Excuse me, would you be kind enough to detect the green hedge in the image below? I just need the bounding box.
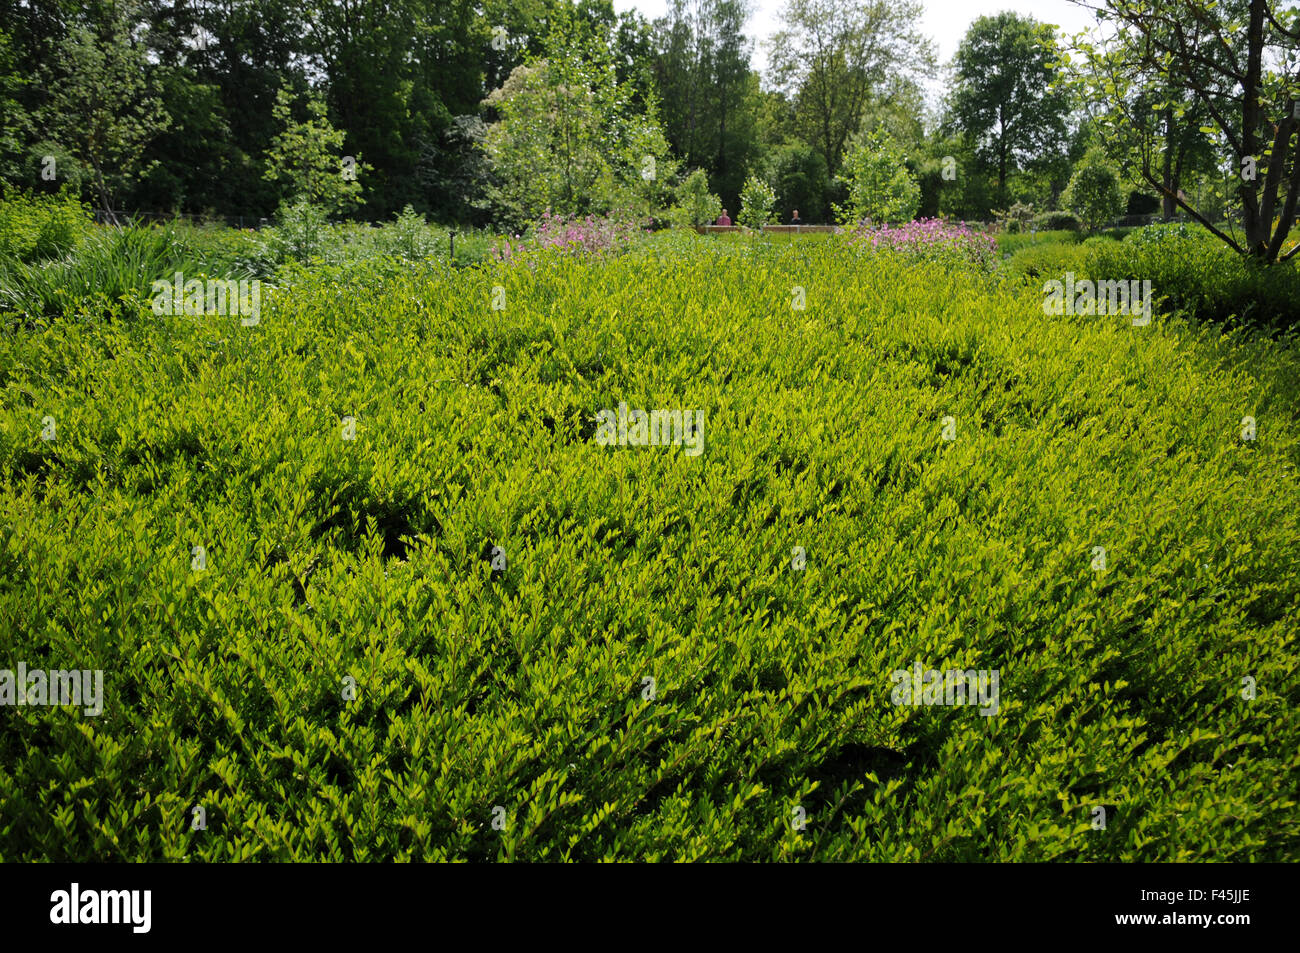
[1084,223,1300,330]
[995,229,1082,257]
[1031,211,1082,232]
[1,234,1297,860]
[0,189,91,265]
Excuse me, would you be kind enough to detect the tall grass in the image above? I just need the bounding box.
[0,221,258,325]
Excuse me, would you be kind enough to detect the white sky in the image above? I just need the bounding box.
[612,0,1103,99]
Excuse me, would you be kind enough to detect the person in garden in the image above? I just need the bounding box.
[791,209,803,225]
[716,209,732,226]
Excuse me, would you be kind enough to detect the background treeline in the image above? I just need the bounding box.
[0,0,1287,230]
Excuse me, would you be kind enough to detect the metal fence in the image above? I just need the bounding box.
[91,209,272,229]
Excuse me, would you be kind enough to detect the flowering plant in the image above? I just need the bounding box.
[846,217,998,271]
[491,209,648,261]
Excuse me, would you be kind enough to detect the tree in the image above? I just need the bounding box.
[263,84,370,214]
[834,125,920,224]
[482,8,678,227]
[0,27,26,184]
[929,133,999,221]
[738,173,776,228]
[1067,4,1218,222]
[674,168,723,226]
[1072,0,1300,262]
[653,0,759,210]
[767,0,933,178]
[1062,148,1125,231]
[35,4,170,220]
[946,12,1071,207]
[760,141,830,222]
[141,0,305,217]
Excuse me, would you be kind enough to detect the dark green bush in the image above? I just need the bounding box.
[1084,224,1300,330]
[0,189,91,264]
[1031,211,1082,232]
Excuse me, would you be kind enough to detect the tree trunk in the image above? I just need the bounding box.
[1162,106,1176,221]
[998,140,1008,207]
[1239,0,1268,258]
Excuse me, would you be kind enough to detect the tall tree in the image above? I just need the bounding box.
[1074,0,1300,262]
[0,26,26,185]
[654,0,758,208]
[1068,2,1218,221]
[262,83,369,213]
[766,0,933,177]
[946,12,1071,206]
[482,6,676,227]
[36,2,170,220]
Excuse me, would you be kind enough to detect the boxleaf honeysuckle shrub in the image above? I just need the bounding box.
[1084,225,1300,331]
[0,230,1297,861]
[0,188,91,264]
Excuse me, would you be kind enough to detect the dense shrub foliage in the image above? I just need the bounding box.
[1030,211,1082,233]
[1003,240,1090,280]
[1084,224,1300,329]
[0,220,261,324]
[0,193,501,325]
[672,170,724,229]
[995,229,1082,258]
[834,128,922,227]
[2,230,1297,861]
[0,189,91,264]
[1004,224,1300,330]
[1061,150,1125,234]
[737,175,777,231]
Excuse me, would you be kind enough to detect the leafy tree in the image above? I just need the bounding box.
[35,4,170,220]
[767,0,933,177]
[1062,148,1125,231]
[417,115,494,226]
[915,132,1002,220]
[737,173,776,228]
[673,168,723,226]
[760,141,830,222]
[1067,4,1218,223]
[263,84,369,214]
[947,12,1071,206]
[834,126,920,224]
[654,0,760,210]
[482,8,677,227]
[135,69,240,215]
[1072,0,1300,262]
[141,0,304,217]
[0,27,26,184]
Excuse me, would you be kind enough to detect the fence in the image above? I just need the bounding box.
[92,209,271,229]
[90,210,1196,236]
[694,224,840,235]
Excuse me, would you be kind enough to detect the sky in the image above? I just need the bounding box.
[610,0,1103,106]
